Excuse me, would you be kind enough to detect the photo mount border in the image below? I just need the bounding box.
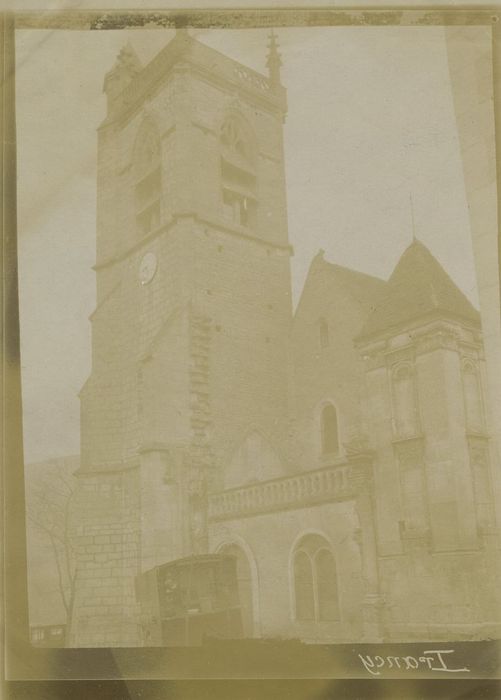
[3,6,501,696]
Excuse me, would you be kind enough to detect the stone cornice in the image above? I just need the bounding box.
[361,317,482,369]
[94,212,293,271]
[357,311,480,353]
[75,456,140,477]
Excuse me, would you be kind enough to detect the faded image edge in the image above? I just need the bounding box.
[20,20,501,654]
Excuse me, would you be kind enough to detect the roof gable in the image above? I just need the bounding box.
[294,250,386,323]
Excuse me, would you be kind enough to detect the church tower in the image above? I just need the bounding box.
[69,31,293,647]
[357,239,501,640]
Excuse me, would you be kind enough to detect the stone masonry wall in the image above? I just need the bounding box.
[68,468,141,647]
[208,498,364,643]
[379,547,501,641]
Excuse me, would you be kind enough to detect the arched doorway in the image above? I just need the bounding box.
[219,543,254,637]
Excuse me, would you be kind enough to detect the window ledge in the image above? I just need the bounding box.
[391,434,424,446]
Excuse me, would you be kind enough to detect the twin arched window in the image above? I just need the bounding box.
[219,534,340,630]
[293,535,340,622]
[220,114,257,229]
[321,403,339,456]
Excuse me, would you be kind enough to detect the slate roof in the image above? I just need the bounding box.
[294,250,387,322]
[321,259,387,315]
[357,239,480,341]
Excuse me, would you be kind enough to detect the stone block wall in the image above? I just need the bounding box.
[379,547,501,641]
[68,468,141,647]
[291,254,385,469]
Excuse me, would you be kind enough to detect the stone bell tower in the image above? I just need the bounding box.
[69,31,293,647]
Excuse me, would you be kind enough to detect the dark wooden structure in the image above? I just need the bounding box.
[135,554,243,646]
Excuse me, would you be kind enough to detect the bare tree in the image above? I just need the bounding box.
[26,460,77,625]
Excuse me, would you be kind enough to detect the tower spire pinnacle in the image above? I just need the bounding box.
[266,29,282,88]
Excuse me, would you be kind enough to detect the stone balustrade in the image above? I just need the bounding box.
[209,463,353,521]
[234,66,271,92]
[115,50,273,121]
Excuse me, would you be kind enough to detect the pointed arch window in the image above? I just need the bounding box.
[134,123,162,237]
[392,363,418,437]
[293,535,340,622]
[462,360,484,431]
[221,116,254,165]
[220,114,257,229]
[321,403,339,456]
[319,318,329,349]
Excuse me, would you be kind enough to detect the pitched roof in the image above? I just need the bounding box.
[357,238,480,340]
[294,250,386,321]
[321,259,387,314]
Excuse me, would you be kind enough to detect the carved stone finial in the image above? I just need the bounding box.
[103,41,142,105]
[266,29,282,88]
[117,41,142,74]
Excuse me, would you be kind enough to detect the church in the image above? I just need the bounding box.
[67,29,501,647]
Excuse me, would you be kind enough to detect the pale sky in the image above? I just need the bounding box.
[16,26,482,463]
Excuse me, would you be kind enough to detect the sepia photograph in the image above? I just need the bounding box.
[5,7,501,687]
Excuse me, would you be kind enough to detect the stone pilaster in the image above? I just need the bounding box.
[68,464,141,647]
[346,442,385,642]
[467,434,499,548]
[393,436,431,552]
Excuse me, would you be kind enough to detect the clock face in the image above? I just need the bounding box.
[139,252,158,285]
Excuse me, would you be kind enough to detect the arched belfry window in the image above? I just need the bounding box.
[134,122,162,237]
[392,363,418,437]
[462,360,484,431]
[319,318,329,349]
[321,403,339,456]
[293,535,340,622]
[220,114,257,229]
[221,116,255,166]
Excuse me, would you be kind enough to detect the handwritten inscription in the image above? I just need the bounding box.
[358,649,470,676]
